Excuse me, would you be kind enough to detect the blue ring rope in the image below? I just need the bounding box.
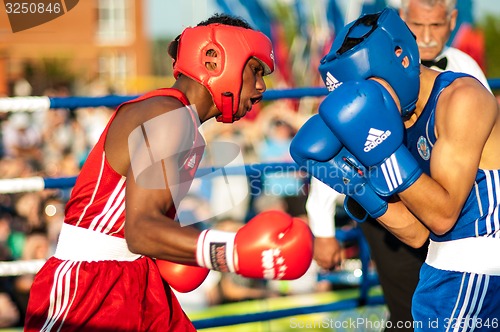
[41,162,303,189]
[48,87,329,109]
[46,79,500,109]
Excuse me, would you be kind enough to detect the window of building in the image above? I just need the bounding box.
[98,52,133,92]
[97,0,134,43]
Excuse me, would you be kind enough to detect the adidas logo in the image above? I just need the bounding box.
[187,153,197,169]
[325,72,342,91]
[364,128,391,152]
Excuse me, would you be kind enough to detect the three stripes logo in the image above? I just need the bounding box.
[325,72,342,91]
[364,128,391,152]
[186,153,197,169]
[363,128,402,192]
[381,154,403,192]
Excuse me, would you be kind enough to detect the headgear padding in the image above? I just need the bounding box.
[319,8,420,118]
[172,24,275,123]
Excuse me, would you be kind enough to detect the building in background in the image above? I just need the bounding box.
[0,0,153,96]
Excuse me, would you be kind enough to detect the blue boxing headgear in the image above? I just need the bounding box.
[319,8,420,118]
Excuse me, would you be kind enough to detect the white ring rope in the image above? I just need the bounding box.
[0,96,51,112]
[0,259,46,276]
[0,177,46,193]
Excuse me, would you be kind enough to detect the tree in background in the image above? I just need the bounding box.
[479,14,500,85]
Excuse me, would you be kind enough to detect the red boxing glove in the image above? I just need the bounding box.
[156,260,210,293]
[196,210,313,280]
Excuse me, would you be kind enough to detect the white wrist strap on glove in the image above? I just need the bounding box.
[196,229,237,273]
[306,178,338,238]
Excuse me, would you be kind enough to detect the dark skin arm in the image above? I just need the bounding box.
[105,96,200,264]
[103,59,267,264]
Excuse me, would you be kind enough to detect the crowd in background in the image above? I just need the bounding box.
[2,78,497,327]
[0,80,358,327]
[0,80,116,327]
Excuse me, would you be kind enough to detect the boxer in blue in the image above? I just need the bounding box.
[291,8,500,331]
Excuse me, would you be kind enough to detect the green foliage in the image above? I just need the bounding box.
[151,37,175,77]
[22,58,76,95]
[479,14,500,80]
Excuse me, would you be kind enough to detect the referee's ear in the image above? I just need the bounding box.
[449,8,458,32]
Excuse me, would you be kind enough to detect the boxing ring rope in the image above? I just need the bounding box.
[0,87,330,112]
[0,78,499,112]
[5,81,499,329]
[0,162,304,193]
[0,176,77,194]
[0,163,382,329]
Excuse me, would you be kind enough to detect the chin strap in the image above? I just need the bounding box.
[216,92,235,123]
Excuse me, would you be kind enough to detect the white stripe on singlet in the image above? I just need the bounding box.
[474,181,483,237]
[492,170,500,234]
[93,180,125,233]
[102,199,125,234]
[89,177,125,233]
[76,152,106,227]
[485,171,494,235]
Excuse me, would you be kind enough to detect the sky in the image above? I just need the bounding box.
[146,0,500,38]
[146,0,217,38]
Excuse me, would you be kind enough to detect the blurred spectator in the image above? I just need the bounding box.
[0,158,37,180]
[0,292,20,328]
[41,87,87,176]
[173,193,213,228]
[0,208,25,261]
[12,78,32,97]
[201,119,254,221]
[0,210,22,328]
[41,195,65,255]
[254,104,308,217]
[253,194,289,214]
[41,110,86,177]
[14,193,43,233]
[267,259,331,296]
[2,113,43,169]
[13,229,50,324]
[75,106,113,151]
[0,210,14,260]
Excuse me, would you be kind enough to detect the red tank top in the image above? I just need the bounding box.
[64,88,204,238]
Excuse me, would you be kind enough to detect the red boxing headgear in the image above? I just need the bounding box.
[171,24,274,123]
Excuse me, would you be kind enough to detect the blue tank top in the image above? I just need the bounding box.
[405,71,500,241]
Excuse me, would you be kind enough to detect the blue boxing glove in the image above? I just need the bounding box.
[290,114,387,220]
[319,80,423,197]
